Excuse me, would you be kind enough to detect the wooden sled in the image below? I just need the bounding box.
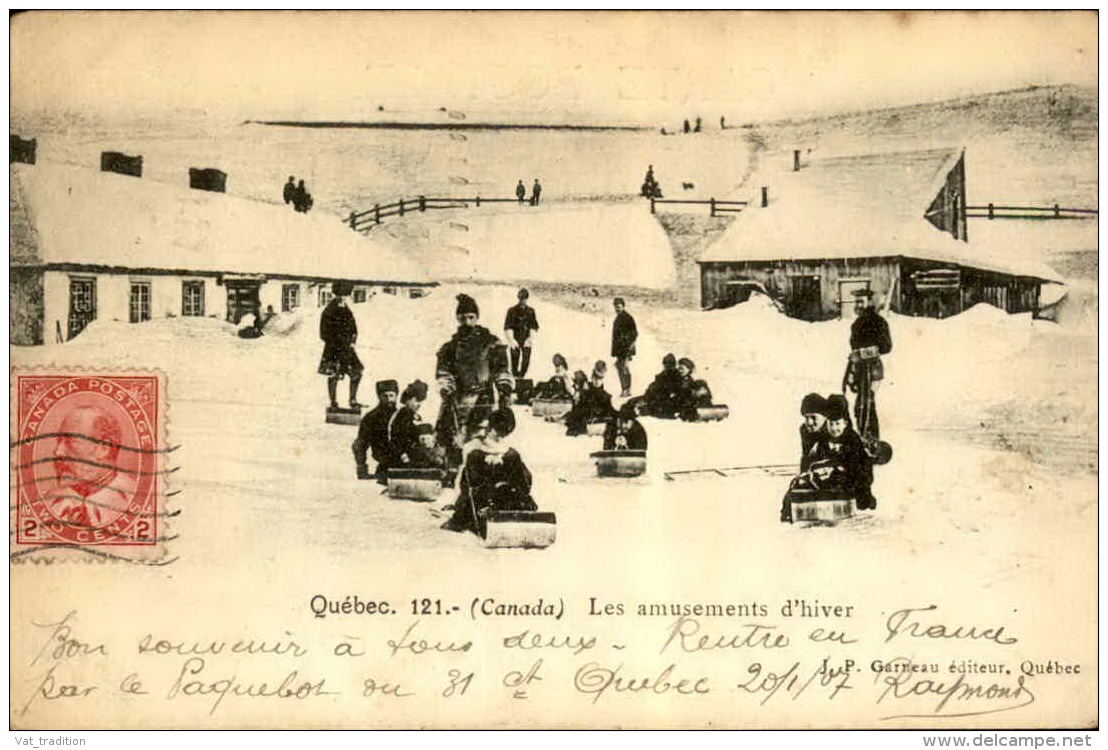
[513,379,534,406]
[789,493,854,524]
[325,406,362,426]
[531,398,573,419]
[482,510,557,549]
[386,468,444,501]
[591,449,647,478]
[693,404,730,422]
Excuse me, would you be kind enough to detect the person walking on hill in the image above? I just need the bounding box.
[530,179,542,206]
[283,176,296,205]
[516,179,527,205]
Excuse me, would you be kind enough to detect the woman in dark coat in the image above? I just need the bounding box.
[602,403,648,451]
[442,409,536,535]
[318,282,363,409]
[388,380,429,467]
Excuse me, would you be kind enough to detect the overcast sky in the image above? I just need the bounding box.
[10,11,1099,126]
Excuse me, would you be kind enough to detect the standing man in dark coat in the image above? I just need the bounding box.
[515,180,527,205]
[318,281,364,410]
[503,288,540,379]
[352,380,398,480]
[846,289,892,443]
[435,294,513,485]
[283,176,296,205]
[611,297,638,397]
[530,179,542,206]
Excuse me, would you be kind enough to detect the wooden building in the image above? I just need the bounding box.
[10,163,435,345]
[698,148,1060,320]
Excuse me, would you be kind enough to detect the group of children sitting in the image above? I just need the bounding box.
[352,379,446,482]
[779,392,876,522]
[352,379,537,536]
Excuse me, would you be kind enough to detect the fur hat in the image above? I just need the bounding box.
[415,423,434,436]
[618,401,640,420]
[487,408,516,438]
[517,288,529,300]
[455,293,479,317]
[553,353,568,369]
[613,297,625,307]
[800,392,827,416]
[592,360,607,378]
[825,394,850,421]
[663,353,677,368]
[332,280,354,297]
[376,379,399,396]
[678,357,695,372]
[401,380,428,402]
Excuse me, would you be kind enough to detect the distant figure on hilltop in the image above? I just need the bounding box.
[694,116,702,133]
[283,176,296,205]
[516,179,526,205]
[683,119,691,134]
[293,179,313,213]
[530,179,542,206]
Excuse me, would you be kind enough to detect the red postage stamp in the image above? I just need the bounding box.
[11,371,169,562]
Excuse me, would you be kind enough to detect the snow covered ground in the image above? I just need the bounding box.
[16,279,1096,597]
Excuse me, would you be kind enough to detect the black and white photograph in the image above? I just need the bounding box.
[8,10,1099,736]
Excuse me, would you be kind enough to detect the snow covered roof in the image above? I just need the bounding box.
[9,164,433,285]
[700,147,1061,283]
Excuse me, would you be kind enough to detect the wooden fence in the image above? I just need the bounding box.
[966,203,1098,220]
[348,196,518,231]
[649,197,748,217]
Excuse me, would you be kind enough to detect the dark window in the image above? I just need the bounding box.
[353,288,367,303]
[182,281,205,316]
[282,284,301,312]
[130,282,151,323]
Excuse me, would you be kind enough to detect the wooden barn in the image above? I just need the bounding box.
[698,148,1060,320]
[10,163,436,346]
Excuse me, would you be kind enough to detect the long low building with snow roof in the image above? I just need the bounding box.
[10,163,436,345]
[697,147,1062,320]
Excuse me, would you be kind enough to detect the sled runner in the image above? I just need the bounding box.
[692,404,730,422]
[788,491,855,524]
[386,468,445,501]
[531,397,573,419]
[591,449,647,478]
[325,405,362,426]
[482,510,558,549]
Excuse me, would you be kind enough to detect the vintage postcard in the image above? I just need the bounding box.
[8,10,1098,732]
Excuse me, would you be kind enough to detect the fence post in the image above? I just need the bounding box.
[988,203,994,220]
[1054,203,1060,218]
[419,195,426,212]
[650,198,655,214]
[398,197,405,216]
[349,211,356,229]
[476,195,481,207]
[710,197,716,217]
[375,204,380,224]
[761,187,768,208]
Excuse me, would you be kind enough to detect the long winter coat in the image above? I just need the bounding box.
[388,406,425,466]
[611,310,638,359]
[850,308,892,354]
[447,447,537,534]
[435,325,512,397]
[353,402,396,469]
[318,301,363,377]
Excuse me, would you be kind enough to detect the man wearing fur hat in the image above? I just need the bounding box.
[435,294,513,484]
[318,281,364,410]
[352,379,398,480]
